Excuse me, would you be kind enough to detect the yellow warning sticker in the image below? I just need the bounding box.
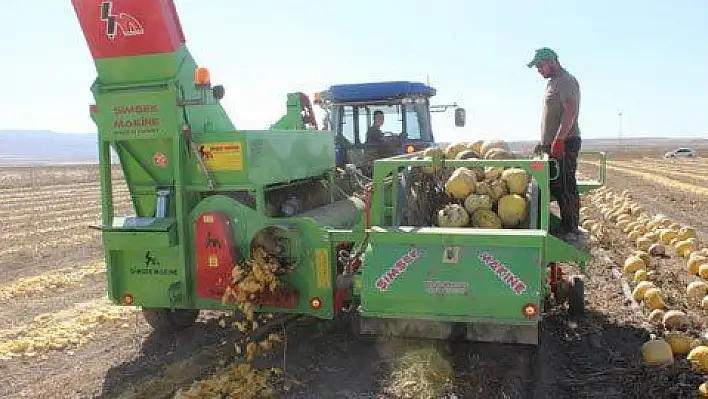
[314,248,331,289]
[199,142,243,171]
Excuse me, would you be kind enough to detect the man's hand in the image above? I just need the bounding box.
[551,138,565,158]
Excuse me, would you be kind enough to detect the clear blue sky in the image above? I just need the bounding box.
[2,0,706,143]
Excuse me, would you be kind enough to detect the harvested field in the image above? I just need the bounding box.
[2,150,708,398]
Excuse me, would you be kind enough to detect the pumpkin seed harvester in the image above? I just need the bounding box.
[71,0,607,346]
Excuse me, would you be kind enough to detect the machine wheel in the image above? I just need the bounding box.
[142,308,200,333]
[568,276,585,318]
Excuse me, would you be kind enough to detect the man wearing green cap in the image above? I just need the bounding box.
[528,47,585,243]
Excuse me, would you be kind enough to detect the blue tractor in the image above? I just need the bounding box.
[314,81,466,173]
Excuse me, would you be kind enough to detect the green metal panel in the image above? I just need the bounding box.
[360,227,543,324]
[187,195,346,319]
[184,130,335,189]
[107,246,188,309]
[94,51,185,85]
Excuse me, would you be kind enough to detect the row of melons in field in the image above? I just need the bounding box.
[582,187,708,396]
[0,297,137,361]
[0,262,105,302]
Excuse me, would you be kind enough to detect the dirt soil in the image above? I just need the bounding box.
[2,155,708,398]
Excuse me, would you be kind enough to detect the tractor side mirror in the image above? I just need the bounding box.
[454,107,466,127]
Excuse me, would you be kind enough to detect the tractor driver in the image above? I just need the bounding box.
[365,110,385,143]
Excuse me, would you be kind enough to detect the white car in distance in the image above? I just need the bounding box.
[664,148,697,158]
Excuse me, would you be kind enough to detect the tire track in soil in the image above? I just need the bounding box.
[444,340,540,398]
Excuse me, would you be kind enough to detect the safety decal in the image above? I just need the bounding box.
[200,142,244,171]
[153,152,168,167]
[101,0,145,40]
[478,251,527,295]
[376,247,421,292]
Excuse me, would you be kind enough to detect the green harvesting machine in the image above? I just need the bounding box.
[72,0,606,345]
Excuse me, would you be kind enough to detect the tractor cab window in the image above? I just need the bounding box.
[334,100,432,145]
[359,104,403,142]
[340,106,356,145]
[403,100,432,142]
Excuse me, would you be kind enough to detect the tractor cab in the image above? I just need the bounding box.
[315,81,465,170]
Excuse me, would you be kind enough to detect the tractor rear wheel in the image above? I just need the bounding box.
[142,308,200,333]
[568,276,585,318]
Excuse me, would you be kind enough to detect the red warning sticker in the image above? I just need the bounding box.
[153,152,168,167]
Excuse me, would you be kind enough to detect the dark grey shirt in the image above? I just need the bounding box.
[366,125,383,143]
[542,69,581,145]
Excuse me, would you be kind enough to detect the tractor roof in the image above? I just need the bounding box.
[327,81,437,103]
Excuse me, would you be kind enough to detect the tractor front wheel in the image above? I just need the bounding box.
[568,276,585,318]
[142,308,200,333]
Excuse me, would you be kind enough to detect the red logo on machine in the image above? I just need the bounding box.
[194,212,238,300]
[100,0,145,40]
[375,248,421,292]
[153,152,168,167]
[478,251,527,295]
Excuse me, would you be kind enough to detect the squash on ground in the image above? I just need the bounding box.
[648,309,665,325]
[687,346,708,373]
[664,331,693,355]
[633,251,651,267]
[624,256,647,275]
[644,288,666,310]
[687,281,708,302]
[632,281,656,301]
[662,310,689,330]
[648,243,666,256]
[641,336,674,366]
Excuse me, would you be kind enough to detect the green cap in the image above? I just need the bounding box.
[527,47,558,68]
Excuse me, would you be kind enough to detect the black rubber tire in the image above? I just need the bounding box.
[568,276,585,318]
[142,308,200,333]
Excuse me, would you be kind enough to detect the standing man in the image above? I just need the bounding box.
[527,47,585,243]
